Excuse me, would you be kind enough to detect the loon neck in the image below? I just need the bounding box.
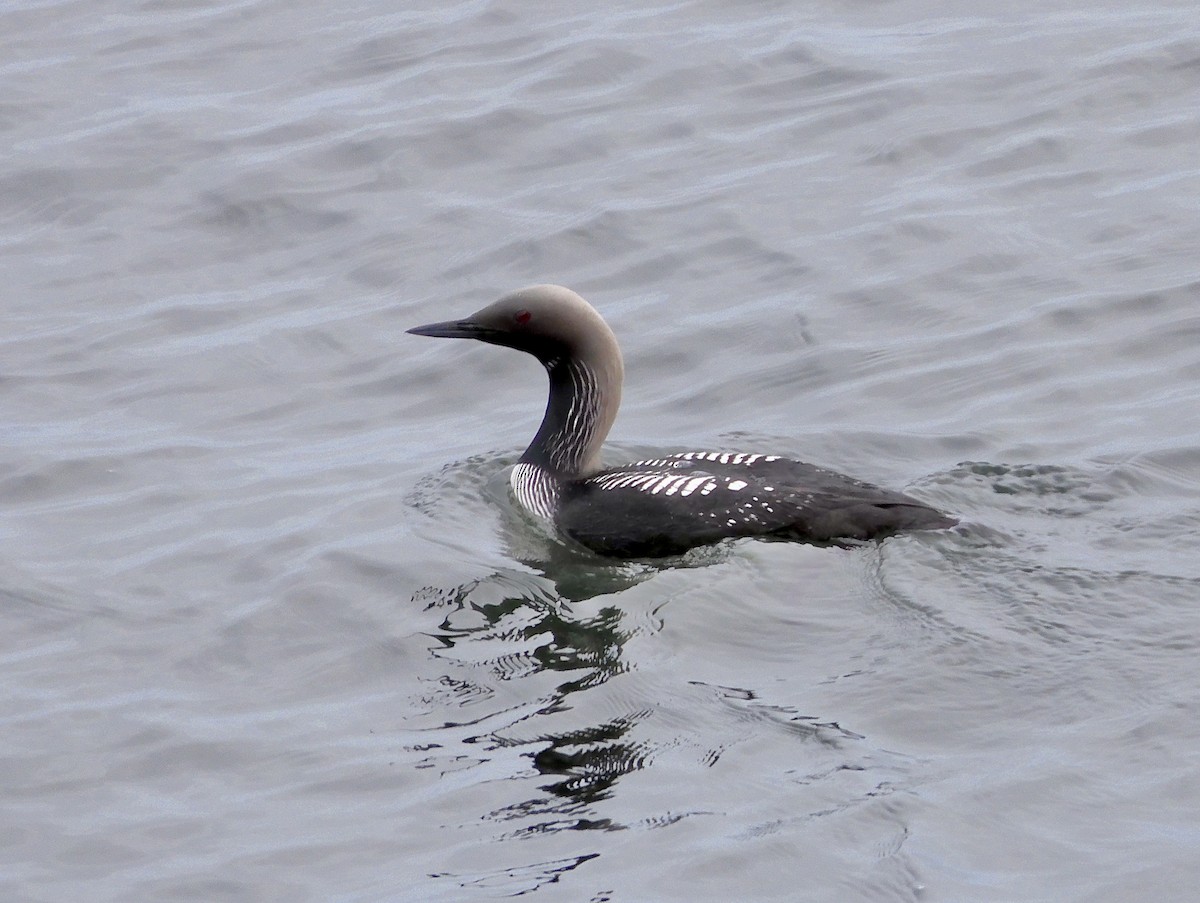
[520,354,622,480]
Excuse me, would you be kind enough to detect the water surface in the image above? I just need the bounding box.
[3,1,1199,900]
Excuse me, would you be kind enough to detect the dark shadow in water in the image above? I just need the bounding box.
[418,565,648,822]
[429,852,600,897]
[529,707,650,812]
[413,548,879,839]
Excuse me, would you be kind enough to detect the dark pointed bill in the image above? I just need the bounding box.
[406,318,486,339]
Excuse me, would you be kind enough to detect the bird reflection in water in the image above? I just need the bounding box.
[418,563,652,819]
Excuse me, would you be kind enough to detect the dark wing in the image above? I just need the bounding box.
[557,454,955,558]
[556,468,788,557]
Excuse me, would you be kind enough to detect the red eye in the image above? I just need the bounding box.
[515,310,532,325]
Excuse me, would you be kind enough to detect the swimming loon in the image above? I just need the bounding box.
[409,284,956,558]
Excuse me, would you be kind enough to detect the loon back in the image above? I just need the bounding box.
[409,285,956,558]
[554,452,955,558]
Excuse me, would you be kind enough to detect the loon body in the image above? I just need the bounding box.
[409,285,956,558]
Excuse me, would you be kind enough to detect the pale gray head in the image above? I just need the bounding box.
[408,285,624,477]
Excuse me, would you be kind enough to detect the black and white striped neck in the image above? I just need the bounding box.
[520,356,612,477]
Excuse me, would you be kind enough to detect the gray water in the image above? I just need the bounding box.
[4,1,1200,900]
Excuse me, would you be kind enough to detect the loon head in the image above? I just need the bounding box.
[408,284,624,476]
[407,284,622,376]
